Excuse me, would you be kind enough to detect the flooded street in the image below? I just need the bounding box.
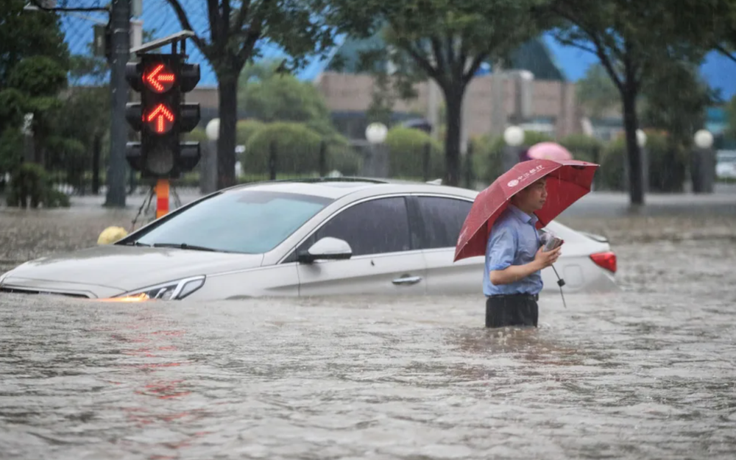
[2,242,736,459]
[1,193,736,459]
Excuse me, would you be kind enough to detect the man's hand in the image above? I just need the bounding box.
[534,245,561,270]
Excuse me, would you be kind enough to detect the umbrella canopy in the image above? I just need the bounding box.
[454,159,598,262]
[527,142,573,161]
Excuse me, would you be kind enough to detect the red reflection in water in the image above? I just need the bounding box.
[103,308,207,456]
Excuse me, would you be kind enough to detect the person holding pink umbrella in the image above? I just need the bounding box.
[454,158,598,328]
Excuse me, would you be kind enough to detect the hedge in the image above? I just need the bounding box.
[243,122,361,176]
[5,163,70,208]
[385,126,443,178]
[472,130,553,183]
[598,130,687,192]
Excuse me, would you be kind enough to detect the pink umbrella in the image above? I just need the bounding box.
[527,142,573,161]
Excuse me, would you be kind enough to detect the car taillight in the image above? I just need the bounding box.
[590,252,616,273]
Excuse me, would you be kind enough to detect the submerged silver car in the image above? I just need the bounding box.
[0,178,618,300]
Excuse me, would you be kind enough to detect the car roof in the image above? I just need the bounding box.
[218,177,480,201]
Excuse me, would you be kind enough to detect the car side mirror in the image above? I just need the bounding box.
[297,237,353,264]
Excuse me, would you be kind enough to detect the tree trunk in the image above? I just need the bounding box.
[442,85,464,186]
[621,85,644,205]
[217,74,238,190]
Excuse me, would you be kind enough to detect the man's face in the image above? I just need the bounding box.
[515,178,547,212]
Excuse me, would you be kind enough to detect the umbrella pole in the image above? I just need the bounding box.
[552,265,567,309]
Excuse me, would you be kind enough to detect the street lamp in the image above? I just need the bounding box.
[694,129,714,149]
[636,129,647,148]
[205,118,220,141]
[503,125,525,147]
[201,118,219,194]
[365,122,388,144]
[692,129,715,194]
[364,122,388,177]
[501,126,525,173]
[633,129,649,193]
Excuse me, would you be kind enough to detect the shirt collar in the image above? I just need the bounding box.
[508,204,538,225]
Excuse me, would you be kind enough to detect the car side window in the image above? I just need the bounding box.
[303,197,412,257]
[417,196,472,249]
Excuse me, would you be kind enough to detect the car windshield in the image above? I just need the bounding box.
[134,189,333,254]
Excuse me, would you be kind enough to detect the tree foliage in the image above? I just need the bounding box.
[320,0,547,186]
[0,0,69,89]
[164,0,337,189]
[546,0,720,205]
[0,0,69,173]
[640,61,719,148]
[238,61,332,125]
[575,64,619,119]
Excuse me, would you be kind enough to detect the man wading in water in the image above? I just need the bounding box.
[483,178,561,328]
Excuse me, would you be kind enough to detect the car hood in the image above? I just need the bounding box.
[4,244,265,293]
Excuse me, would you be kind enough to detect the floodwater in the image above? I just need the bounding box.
[1,239,736,459]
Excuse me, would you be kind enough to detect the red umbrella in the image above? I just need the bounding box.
[454,159,598,262]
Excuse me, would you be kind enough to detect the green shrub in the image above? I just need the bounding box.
[184,127,209,143]
[0,127,24,176]
[558,134,603,163]
[45,188,70,207]
[472,130,554,184]
[471,135,504,184]
[644,131,688,193]
[598,131,687,193]
[236,119,266,146]
[385,126,443,178]
[599,137,627,191]
[243,122,355,176]
[5,163,70,208]
[327,143,362,176]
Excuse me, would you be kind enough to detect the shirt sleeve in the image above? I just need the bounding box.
[486,227,516,272]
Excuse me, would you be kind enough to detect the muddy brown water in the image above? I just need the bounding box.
[2,201,736,459]
[1,238,735,459]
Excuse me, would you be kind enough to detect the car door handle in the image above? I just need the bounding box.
[392,275,422,285]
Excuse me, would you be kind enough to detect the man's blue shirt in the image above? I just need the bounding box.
[483,204,543,296]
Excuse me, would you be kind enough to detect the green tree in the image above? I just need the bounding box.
[640,61,718,148]
[576,64,619,119]
[727,95,736,139]
[546,0,718,205]
[0,0,69,89]
[320,0,546,186]
[0,0,69,172]
[238,61,332,125]
[165,0,336,189]
[6,55,68,165]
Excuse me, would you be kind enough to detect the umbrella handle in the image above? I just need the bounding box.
[551,265,567,309]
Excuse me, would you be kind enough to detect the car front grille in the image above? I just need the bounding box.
[0,287,91,299]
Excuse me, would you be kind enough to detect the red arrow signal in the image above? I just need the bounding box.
[143,63,176,93]
[145,104,175,133]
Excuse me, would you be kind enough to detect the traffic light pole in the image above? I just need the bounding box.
[155,179,169,219]
[105,0,131,208]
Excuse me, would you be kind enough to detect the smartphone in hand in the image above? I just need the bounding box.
[543,237,564,252]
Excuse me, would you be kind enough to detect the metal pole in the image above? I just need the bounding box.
[423,142,431,182]
[319,141,327,177]
[104,0,130,207]
[156,178,169,218]
[269,140,277,181]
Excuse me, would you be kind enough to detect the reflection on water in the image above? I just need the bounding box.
[1,286,735,460]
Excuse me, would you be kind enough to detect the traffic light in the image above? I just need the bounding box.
[125,53,201,179]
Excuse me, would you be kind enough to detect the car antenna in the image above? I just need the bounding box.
[551,265,567,309]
